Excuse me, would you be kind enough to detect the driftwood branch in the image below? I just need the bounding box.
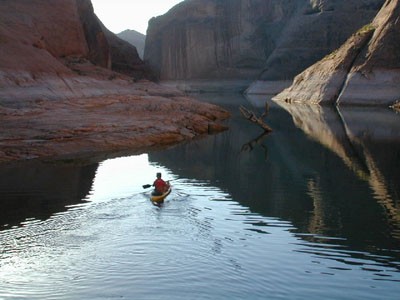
[240,131,271,161]
[261,101,270,119]
[239,104,273,132]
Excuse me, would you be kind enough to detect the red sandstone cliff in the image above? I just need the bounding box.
[0,0,152,101]
[0,0,229,162]
[273,0,400,106]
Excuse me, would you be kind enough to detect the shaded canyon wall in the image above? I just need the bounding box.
[144,0,383,94]
[273,0,400,106]
[145,0,299,80]
[248,0,384,94]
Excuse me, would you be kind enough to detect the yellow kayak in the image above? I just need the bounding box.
[151,186,171,202]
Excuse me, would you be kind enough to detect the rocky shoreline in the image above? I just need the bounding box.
[0,80,229,163]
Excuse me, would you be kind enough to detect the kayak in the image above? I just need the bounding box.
[151,186,171,202]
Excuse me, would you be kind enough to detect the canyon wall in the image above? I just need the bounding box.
[0,0,229,162]
[145,0,299,80]
[144,0,382,90]
[248,0,384,94]
[101,24,152,79]
[273,0,400,106]
[117,29,146,59]
[0,0,150,103]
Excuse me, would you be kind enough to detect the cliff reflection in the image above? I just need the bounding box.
[0,160,97,230]
[273,101,400,242]
[148,93,400,257]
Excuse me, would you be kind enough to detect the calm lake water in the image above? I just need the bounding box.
[0,93,399,299]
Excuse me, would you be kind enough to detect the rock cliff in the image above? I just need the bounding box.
[0,0,150,99]
[144,0,382,89]
[274,0,400,106]
[145,0,298,80]
[0,0,229,162]
[101,24,152,80]
[117,29,146,59]
[248,0,384,94]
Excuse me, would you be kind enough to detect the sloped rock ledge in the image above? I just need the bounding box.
[273,0,400,107]
[0,84,230,162]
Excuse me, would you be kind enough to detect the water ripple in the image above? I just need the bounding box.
[0,165,399,299]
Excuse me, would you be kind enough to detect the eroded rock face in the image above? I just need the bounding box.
[274,0,400,106]
[0,0,229,162]
[0,0,149,86]
[145,0,298,80]
[273,29,375,104]
[257,0,383,82]
[144,0,382,87]
[0,0,88,78]
[76,0,111,68]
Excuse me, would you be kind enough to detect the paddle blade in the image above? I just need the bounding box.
[142,184,152,189]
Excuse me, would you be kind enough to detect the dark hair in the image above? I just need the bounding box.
[156,172,161,178]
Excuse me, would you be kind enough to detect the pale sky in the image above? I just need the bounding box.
[91,0,185,35]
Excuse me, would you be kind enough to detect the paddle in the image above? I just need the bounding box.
[142,179,174,189]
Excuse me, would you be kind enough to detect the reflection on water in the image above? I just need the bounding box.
[149,93,400,266]
[0,94,399,299]
[270,100,400,242]
[0,160,97,229]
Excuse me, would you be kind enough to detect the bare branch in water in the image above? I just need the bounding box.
[240,131,271,161]
[261,101,270,119]
[239,105,273,132]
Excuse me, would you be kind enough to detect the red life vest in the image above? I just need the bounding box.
[153,178,167,193]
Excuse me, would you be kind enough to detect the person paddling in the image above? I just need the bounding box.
[152,172,170,195]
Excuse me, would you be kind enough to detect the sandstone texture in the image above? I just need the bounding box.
[144,0,382,90]
[0,0,229,162]
[273,29,375,104]
[252,0,383,87]
[0,0,150,96]
[145,0,299,80]
[117,29,146,59]
[274,0,400,106]
[0,85,229,162]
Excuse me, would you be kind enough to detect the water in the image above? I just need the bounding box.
[0,94,399,299]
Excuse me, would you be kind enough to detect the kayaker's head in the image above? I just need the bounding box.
[156,172,162,179]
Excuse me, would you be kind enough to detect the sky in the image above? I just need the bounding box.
[91,0,185,35]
